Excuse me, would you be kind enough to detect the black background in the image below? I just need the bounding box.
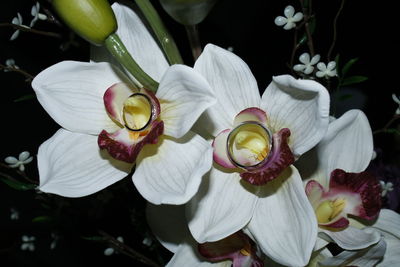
[0,0,399,266]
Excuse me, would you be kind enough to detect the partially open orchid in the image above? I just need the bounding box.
[32,3,215,205]
[185,44,330,266]
[296,109,382,251]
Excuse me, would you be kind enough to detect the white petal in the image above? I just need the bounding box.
[104,248,114,256]
[284,5,295,18]
[157,65,215,139]
[248,166,317,267]
[303,65,314,75]
[194,44,261,136]
[299,53,311,64]
[310,54,321,65]
[261,75,330,158]
[10,30,20,41]
[315,71,325,78]
[32,61,128,134]
[5,156,18,164]
[146,203,190,253]
[377,232,400,266]
[292,12,304,22]
[283,22,295,30]
[91,3,169,82]
[18,151,30,161]
[38,129,132,197]
[317,62,327,71]
[293,64,306,72]
[274,16,287,26]
[372,209,400,239]
[319,237,386,267]
[133,132,212,205]
[319,226,381,250]
[166,242,229,267]
[327,61,336,70]
[186,168,257,243]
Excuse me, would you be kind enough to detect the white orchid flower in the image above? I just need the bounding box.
[32,3,215,205]
[293,52,321,75]
[316,61,337,78]
[274,5,303,30]
[296,110,382,252]
[183,44,330,266]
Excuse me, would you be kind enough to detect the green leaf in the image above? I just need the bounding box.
[14,94,36,102]
[0,176,36,191]
[334,54,340,69]
[386,128,400,136]
[341,57,359,77]
[32,216,53,223]
[341,75,368,86]
[81,236,106,242]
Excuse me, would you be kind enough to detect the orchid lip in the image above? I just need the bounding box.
[226,121,273,170]
[123,93,153,132]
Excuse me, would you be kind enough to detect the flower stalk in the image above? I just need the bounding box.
[134,0,183,65]
[185,24,202,61]
[105,33,159,92]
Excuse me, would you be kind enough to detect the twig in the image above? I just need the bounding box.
[0,63,35,81]
[99,230,161,267]
[0,23,62,39]
[327,0,346,61]
[0,162,39,185]
[299,0,315,56]
[373,115,400,135]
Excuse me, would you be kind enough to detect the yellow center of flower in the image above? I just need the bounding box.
[315,198,346,223]
[227,122,271,167]
[239,241,252,256]
[123,93,152,131]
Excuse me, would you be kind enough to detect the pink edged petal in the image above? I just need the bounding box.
[103,83,139,125]
[318,237,386,267]
[213,129,236,169]
[329,169,381,220]
[157,65,216,139]
[91,3,169,82]
[98,120,164,163]
[38,129,132,197]
[240,128,295,185]
[186,168,258,243]
[166,242,230,267]
[198,231,263,267]
[194,44,261,136]
[305,180,324,208]
[233,108,268,127]
[319,226,382,250]
[133,132,213,205]
[32,61,128,134]
[146,203,190,253]
[260,75,330,158]
[248,166,318,267]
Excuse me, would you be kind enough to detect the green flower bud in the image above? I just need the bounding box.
[52,0,117,46]
[159,0,217,25]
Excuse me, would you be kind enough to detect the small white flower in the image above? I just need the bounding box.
[30,2,48,27]
[4,59,19,72]
[380,181,394,197]
[392,94,400,115]
[10,208,19,220]
[227,46,234,52]
[142,237,152,247]
[316,61,337,78]
[50,233,59,250]
[293,52,320,75]
[21,235,36,251]
[104,236,123,256]
[4,151,33,172]
[10,13,30,41]
[274,5,303,30]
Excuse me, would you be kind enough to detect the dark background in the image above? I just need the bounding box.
[1,0,399,266]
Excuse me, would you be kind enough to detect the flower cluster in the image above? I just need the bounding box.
[4,1,395,266]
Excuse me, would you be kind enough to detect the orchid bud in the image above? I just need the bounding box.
[159,0,217,25]
[52,0,117,46]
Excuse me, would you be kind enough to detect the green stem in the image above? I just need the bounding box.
[105,33,158,92]
[185,24,202,61]
[134,0,183,65]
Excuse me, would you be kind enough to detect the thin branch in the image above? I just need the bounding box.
[99,230,161,267]
[0,23,62,39]
[373,115,400,135]
[0,64,35,81]
[0,163,39,185]
[327,0,346,61]
[299,0,315,56]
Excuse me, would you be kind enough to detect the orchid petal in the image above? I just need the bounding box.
[377,232,400,266]
[186,169,257,243]
[167,242,230,267]
[146,203,190,253]
[194,44,260,136]
[319,237,386,267]
[32,61,128,134]
[372,209,400,239]
[133,132,212,205]
[248,166,317,267]
[233,108,268,127]
[261,75,330,158]
[213,129,236,169]
[38,129,132,197]
[157,65,215,139]
[91,3,169,82]
[319,226,381,250]
[103,83,138,125]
